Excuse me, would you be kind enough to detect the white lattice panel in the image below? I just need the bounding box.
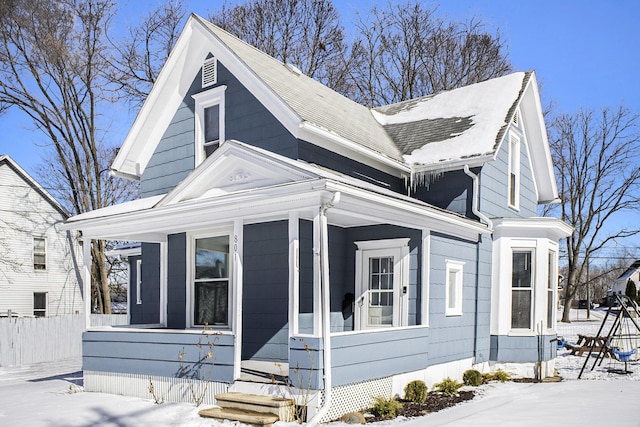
[322,376,393,422]
[84,371,228,405]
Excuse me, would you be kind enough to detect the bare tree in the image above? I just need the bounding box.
[107,0,186,108]
[0,0,136,313]
[546,107,640,322]
[349,1,512,106]
[209,0,354,93]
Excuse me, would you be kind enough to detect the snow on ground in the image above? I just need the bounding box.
[2,308,640,426]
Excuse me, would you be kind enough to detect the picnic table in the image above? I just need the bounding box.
[565,334,613,357]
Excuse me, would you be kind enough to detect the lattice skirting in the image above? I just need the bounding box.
[322,376,393,423]
[84,371,229,405]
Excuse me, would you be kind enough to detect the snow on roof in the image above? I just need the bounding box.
[372,72,529,167]
[616,260,640,282]
[65,194,165,224]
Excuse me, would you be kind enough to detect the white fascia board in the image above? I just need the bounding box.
[520,74,559,203]
[411,155,492,176]
[493,217,573,241]
[298,122,410,178]
[111,19,199,178]
[325,181,488,241]
[66,180,327,240]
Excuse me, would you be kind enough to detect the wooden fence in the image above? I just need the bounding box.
[0,314,127,367]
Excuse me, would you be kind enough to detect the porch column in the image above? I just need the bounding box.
[312,207,322,335]
[232,218,244,380]
[288,211,300,336]
[159,241,167,326]
[82,239,92,329]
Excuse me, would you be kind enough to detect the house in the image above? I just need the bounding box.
[610,260,640,297]
[62,15,571,422]
[0,155,83,317]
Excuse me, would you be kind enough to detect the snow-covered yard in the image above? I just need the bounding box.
[2,308,640,426]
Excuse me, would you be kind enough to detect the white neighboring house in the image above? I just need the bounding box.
[610,260,640,296]
[0,155,83,317]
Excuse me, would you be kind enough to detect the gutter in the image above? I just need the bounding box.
[306,191,340,426]
[463,165,493,229]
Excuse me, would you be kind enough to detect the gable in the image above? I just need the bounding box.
[157,140,320,207]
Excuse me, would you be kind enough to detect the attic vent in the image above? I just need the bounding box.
[512,109,519,126]
[202,57,217,88]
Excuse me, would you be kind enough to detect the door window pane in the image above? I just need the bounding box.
[368,256,394,326]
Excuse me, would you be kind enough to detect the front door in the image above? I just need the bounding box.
[355,239,410,330]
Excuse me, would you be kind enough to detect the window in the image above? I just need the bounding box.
[547,251,556,329]
[445,260,464,316]
[355,239,410,330]
[193,235,230,327]
[511,250,533,329]
[34,292,47,317]
[508,134,520,209]
[193,85,226,166]
[33,237,46,270]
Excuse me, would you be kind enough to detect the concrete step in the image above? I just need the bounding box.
[214,392,296,422]
[199,407,279,427]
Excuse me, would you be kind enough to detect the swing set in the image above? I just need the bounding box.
[578,294,640,378]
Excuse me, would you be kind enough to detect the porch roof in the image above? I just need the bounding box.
[63,141,488,242]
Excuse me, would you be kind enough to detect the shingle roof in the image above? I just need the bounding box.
[373,72,532,167]
[198,17,403,162]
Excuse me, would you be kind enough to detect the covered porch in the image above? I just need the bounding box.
[63,141,488,418]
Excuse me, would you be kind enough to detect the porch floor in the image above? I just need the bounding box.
[240,360,288,384]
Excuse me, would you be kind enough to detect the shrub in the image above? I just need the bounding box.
[482,369,511,383]
[462,369,483,386]
[433,377,463,395]
[370,396,403,419]
[404,380,428,403]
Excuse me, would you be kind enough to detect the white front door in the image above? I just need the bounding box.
[355,239,410,330]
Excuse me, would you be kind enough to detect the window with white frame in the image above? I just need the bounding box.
[445,260,464,316]
[33,237,46,270]
[511,249,533,329]
[135,259,142,305]
[193,234,230,327]
[508,134,520,209]
[547,250,556,329]
[33,292,47,317]
[193,85,226,166]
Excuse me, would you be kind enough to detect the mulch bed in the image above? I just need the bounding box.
[365,390,475,423]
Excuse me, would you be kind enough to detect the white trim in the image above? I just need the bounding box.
[135,259,142,305]
[159,242,168,326]
[82,239,92,328]
[232,218,244,380]
[354,238,410,330]
[193,85,227,167]
[288,211,300,336]
[508,132,521,210]
[420,231,430,326]
[187,227,234,329]
[445,260,465,317]
[312,207,322,336]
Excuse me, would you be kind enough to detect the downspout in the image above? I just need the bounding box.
[307,191,340,427]
[463,165,492,229]
[463,165,492,366]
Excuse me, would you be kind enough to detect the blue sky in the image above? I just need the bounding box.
[1,0,638,179]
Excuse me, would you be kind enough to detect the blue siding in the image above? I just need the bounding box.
[242,221,289,362]
[297,141,405,194]
[480,132,538,219]
[413,169,474,217]
[141,61,297,197]
[130,243,161,324]
[490,334,557,362]
[428,233,480,366]
[83,331,235,382]
[167,233,187,329]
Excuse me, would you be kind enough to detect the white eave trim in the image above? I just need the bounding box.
[493,217,573,240]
